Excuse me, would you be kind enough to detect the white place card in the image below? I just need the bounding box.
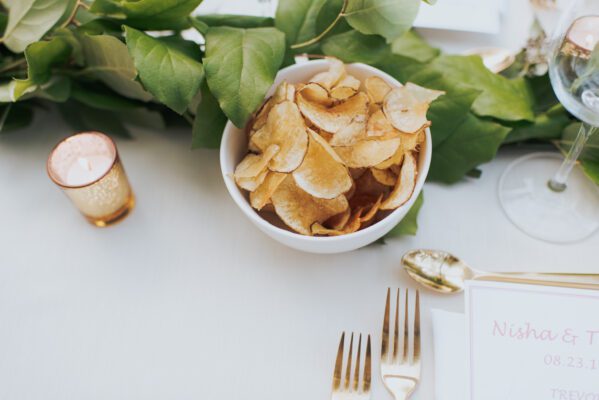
[466,281,599,400]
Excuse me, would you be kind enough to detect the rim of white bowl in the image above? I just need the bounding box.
[220,60,432,243]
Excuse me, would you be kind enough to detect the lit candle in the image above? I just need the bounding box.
[47,132,135,227]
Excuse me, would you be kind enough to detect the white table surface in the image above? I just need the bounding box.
[1,2,597,400]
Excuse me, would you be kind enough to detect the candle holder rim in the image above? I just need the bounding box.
[47,131,119,189]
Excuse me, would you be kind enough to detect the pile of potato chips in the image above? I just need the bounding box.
[234,58,444,236]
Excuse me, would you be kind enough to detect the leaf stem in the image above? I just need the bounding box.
[183,111,194,125]
[291,0,348,50]
[60,0,83,29]
[0,58,27,74]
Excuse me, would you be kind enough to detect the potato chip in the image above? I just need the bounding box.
[371,168,397,186]
[367,108,397,138]
[365,76,391,104]
[360,193,384,224]
[236,168,269,192]
[334,137,401,168]
[337,75,361,91]
[293,129,353,199]
[297,91,369,134]
[330,86,358,101]
[329,114,368,146]
[273,81,296,103]
[298,82,333,106]
[405,82,445,104]
[234,144,280,179]
[381,152,418,210]
[309,58,346,90]
[311,207,363,236]
[251,101,309,173]
[325,208,351,230]
[250,171,287,210]
[252,97,273,132]
[399,129,426,153]
[271,176,349,235]
[383,87,430,134]
[374,147,404,170]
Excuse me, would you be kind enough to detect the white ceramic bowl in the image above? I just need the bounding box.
[220,60,432,254]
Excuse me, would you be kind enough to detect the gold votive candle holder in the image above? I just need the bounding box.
[47,132,135,227]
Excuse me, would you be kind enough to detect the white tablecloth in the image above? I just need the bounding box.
[0,2,596,400]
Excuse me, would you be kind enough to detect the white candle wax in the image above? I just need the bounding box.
[65,155,113,186]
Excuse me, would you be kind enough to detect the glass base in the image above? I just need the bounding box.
[85,193,135,227]
[498,153,599,244]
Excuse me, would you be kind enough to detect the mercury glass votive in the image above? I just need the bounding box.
[47,132,135,227]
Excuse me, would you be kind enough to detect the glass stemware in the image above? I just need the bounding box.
[499,0,599,243]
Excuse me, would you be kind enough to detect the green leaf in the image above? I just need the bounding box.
[504,105,571,144]
[581,160,599,185]
[89,0,202,30]
[156,36,203,61]
[192,80,227,149]
[428,113,512,183]
[77,33,152,102]
[559,122,599,186]
[204,26,285,128]
[1,0,71,53]
[0,103,34,134]
[391,30,440,63]
[35,76,71,102]
[24,37,72,85]
[275,0,328,46]
[58,100,133,138]
[344,0,421,43]
[124,27,204,114]
[384,192,424,238]
[71,81,141,110]
[191,14,274,29]
[430,55,535,122]
[322,30,389,65]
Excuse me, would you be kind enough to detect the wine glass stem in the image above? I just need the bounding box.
[548,122,596,192]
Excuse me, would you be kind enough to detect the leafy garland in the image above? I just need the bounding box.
[0,0,596,237]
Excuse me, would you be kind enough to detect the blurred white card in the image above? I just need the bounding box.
[466,281,599,400]
[415,0,502,34]
[197,0,503,34]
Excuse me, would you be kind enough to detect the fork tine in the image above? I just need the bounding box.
[381,288,390,361]
[345,333,354,390]
[392,288,400,360]
[333,332,345,391]
[363,335,372,393]
[353,334,362,392]
[413,290,421,363]
[403,289,409,363]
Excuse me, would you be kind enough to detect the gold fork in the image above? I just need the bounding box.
[381,288,421,400]
[332,332,372,400]
[530,0,556,9]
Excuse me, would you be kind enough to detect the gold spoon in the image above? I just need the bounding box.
[402,249,599,294]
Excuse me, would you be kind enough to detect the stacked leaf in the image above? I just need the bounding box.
[234,60,441,236]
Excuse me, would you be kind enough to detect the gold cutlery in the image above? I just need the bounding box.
[530,0,557,9]
[402,249,599,294]
[462,47,516,74]
[381,288,421,400]
[332,332,372,400]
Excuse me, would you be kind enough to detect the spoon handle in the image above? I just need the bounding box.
[474,272,599,290]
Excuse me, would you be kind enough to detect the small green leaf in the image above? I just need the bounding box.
[191,14,274,29]
[428,113,512,184]
[344,0,421,43]
[391,30,440,63]
[124,27,204,114]
[24,37,72,85]
[2,0,71,53]
[71,82,142,111]
[504,105,570,144]
[204,26,285,128]
[581,160,599,185]
[322,30,389,65]
[192,81,227,149]
[77,33,152,102]
[384,192,425,238]
[58,100,133,138]
[90,0,203,30]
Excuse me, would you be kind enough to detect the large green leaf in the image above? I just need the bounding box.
[275,0,328,46]
[59,100,132,138]
[428,113,512,183]
[71,82,142,111]
[344,0,421,43]
[77,33,152,102]
[560,122,599,185]
[124,27,204,114]
[1,0,72,53]
[384,192,424,238]
[581,160,599,185]
[204,26,285,128]
[89,0,203,29]
[322,30,389,65]
[192,80,227,149]
[430,56,535,122]
[504,105,571,144]
[391,30,440,63]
